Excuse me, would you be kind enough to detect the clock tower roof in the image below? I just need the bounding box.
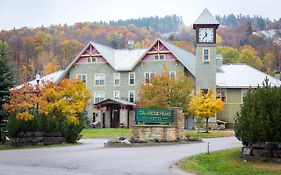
[193,8,219,25]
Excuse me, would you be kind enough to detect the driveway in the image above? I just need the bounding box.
[0,137,241,175]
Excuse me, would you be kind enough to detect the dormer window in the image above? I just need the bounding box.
[87,57,97,63]
[154,54,165,60]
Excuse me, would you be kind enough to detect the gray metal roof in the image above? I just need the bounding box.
[14,70,64,89]
[61,38,196,77]
[158,38,196,76]
[216,64,281,88]
[194,8,219,25]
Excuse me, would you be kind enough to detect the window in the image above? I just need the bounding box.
[95,73,105,86]
[87,57,97,63]
[201,89,208,95]
[144,72,155,84]
[217,89,227,102]
[113,91,120,99]
[241,89,248,102]
[169,71,176,78]
[129,72,135,85]
[114,73,120,86]
[154,54,165,60]
[128,91,135,103]
[94,91,105,103]
[77,74,87,83]
[202,48,210,63]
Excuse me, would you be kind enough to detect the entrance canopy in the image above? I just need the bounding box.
[94,98,135,107]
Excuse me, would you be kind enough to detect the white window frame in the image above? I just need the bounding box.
[94,73,105,86]
[113,91,120,99]
[76,74,87,84]
[169,71,176,78]
[144,72,155,84]
[241,89,248,103]
[128,91,135,103]
[114,73,120,86]
[128,72,135,86]
[94,91,105,104]
[87,56,97,63]
[202,48,210,63]
[218,89,227,102]
[154,54,165,60]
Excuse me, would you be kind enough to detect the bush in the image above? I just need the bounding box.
[235,78,281,146]
[6,111,87,143]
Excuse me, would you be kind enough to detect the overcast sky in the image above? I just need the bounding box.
[1,0,281,30]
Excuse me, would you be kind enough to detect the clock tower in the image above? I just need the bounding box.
[193,8,219,92]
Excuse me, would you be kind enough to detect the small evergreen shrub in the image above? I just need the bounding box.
[6,111,87,143]
[235,78,281,146]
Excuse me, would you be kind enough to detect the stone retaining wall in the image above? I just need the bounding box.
[241,142,281,163]
[11,132,65,146]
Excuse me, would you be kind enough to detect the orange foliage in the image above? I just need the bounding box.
[137,66,193,112]
[3,79,91,125]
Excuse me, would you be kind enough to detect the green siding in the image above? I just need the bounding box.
[217,88,242,123]
[195,46,217,91]
[69,59,189,105]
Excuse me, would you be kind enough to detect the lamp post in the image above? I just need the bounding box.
[35,73,41,117]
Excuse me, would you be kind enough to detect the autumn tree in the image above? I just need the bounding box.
[137,67,193,113]
[0,41,15,142]
[188,89,224,132]
[217,46,240,64]
[239,45,263,70]
[4,79,90,142]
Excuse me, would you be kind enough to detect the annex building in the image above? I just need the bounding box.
[30,9,281,129]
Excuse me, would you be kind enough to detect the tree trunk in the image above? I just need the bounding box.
[206,117,209,133]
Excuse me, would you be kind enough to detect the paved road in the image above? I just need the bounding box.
[0,137,241,175]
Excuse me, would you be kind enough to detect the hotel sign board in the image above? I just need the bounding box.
[135,108,174,123]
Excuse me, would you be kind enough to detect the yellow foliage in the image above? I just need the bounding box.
[16,112,34,121]
[38,79,91,125]
[4,79,90,125]
[189,89,224,119]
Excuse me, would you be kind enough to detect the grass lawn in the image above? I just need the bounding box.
[181,148,281,175]
[81,128,131,138]
[0,143,80,151]
[185,130,235,138]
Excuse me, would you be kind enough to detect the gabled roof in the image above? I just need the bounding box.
[216,64,281,88]
[61,38,196,77]
[158,38,196,76]
[94,98,135,106]
[194,8,219,25]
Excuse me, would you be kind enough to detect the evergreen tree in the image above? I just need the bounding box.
[245,21,253,37]
[0,40,15,142]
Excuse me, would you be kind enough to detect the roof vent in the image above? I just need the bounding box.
[127,40,134,50]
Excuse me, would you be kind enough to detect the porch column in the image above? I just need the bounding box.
[104,107,111,128]
[120,105,128,128]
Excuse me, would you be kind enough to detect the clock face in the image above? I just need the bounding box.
[198,28,214,43]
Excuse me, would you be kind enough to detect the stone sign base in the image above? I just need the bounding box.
[241,142,281,163]
[131,125,177,142]
[131,107,185,142]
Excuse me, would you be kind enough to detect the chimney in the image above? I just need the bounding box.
[274,69,280,80]
[127,40,134,50]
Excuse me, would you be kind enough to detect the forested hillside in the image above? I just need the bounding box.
[0,14,281,83]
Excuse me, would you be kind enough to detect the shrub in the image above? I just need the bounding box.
[234,78,281,146]
[6,111,87,143]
